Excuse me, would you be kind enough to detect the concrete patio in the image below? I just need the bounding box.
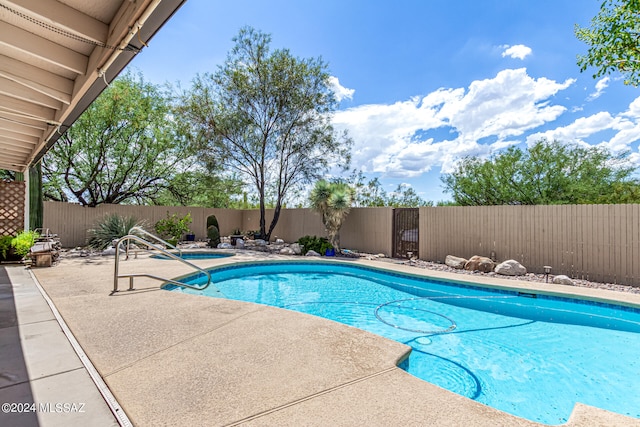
[2,251,640,426]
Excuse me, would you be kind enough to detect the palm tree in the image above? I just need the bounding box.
[310,180,355,251]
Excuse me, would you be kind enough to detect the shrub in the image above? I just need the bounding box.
[11,230,39,257]
[154,212,192,241]
[297,235,333,255]
[88,214,145,249]
[207,225,220,248]
[0,235,13,258]
[206,214,219,230]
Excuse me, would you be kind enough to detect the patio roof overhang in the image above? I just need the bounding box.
[0,0,186,173]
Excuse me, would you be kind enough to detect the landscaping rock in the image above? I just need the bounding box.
[290,243,302,255]
[464,255,495,273]
[235,238,245,248]
[254,239,267,246]
[553,275,574,286]
[280,247,295,255]
[275,238,285,244]
[217,243,233,249]
[495,259,527,276]
[445,255,467,269]
[305,250,321,257]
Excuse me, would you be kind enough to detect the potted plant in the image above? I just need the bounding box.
[154,212,192,247]
[185,230,196,242]
[230,228,244,246]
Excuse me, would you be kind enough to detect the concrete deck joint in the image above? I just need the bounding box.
[226,366,400,426]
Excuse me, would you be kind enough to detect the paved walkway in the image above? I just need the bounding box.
[0,265,119,426]
[4,252,640,426]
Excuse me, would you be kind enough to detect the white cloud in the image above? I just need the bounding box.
[526,96,640,158]
[328,76,355,102]
[501,44,532,60]
[334,68,575,177]
[587,76,610,101]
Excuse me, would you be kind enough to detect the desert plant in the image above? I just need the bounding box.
[207,225,220,248]
[88,214,145,249]
[309,180,355,250]
[297,235,333,255]
[206,214,219,230]
[0,235,13,258]
[11,230,39,257]
[154,212,192,242]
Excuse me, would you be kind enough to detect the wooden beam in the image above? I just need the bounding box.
[0,69,71,105]
[5,0,109,45]
[0,113,48,131]
[0,55,74,96]
[0,117,44,137]
[0,140,34,153]
[0,94,56,122]
[0,21,88,74]
[0,128,39,146]
[0,76,64,110]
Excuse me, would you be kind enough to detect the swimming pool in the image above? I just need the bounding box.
[164,260,640,425]
[151,251,233,260]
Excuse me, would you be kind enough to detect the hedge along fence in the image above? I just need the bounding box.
[43,202,394,256]
[420,204,640,286]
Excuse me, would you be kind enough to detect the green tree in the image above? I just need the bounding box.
[309,180,355,250]
[576,0,640,85]
[387,184,433,207]
[42,71,195,206]
[178,27,351,240]
[153,171,244,208]
[441,139,640,205]
[0,169,15,181]
[345,170,432,207]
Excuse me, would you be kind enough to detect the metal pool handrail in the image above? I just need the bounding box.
[113,234,212,293]
[127,226,182,258]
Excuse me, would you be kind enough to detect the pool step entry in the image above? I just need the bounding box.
[112,228,212,293]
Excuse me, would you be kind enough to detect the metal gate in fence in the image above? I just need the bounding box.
[392,208,419,259]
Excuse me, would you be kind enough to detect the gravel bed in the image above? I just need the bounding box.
[400,258,640,294]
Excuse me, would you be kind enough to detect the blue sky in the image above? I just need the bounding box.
[131,0,640,202]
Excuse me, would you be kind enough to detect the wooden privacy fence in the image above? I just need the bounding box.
[43,202,640,286]
[420,204,640,286]
[42,202,393,256]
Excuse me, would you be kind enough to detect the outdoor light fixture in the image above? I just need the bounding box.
[543,265,552,283]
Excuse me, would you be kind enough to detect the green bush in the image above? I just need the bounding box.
[207,225,220,248]
[154,212,192,241]
[297,235,333,255]
[11,230,39,257]
[88,214,145,249]
[0,235,13,258]
[206,214,219,230]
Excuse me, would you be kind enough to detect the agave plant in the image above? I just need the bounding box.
[87,213,146,249]
[309,180,355,251]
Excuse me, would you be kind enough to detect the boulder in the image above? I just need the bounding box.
[235,238,245,248]
[275,238,285,244]
[280,247,295,255]
[254,239,267,246]
[305,250,321,257]
[552,275,574,286]
[464,255,495,273]
[495,259,527,276]
[289,243,302,255]
[217,243,233,249]
[445,255,467,269]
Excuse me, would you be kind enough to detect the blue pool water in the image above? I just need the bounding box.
[165,261,640,425]
[151,251,233,260]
